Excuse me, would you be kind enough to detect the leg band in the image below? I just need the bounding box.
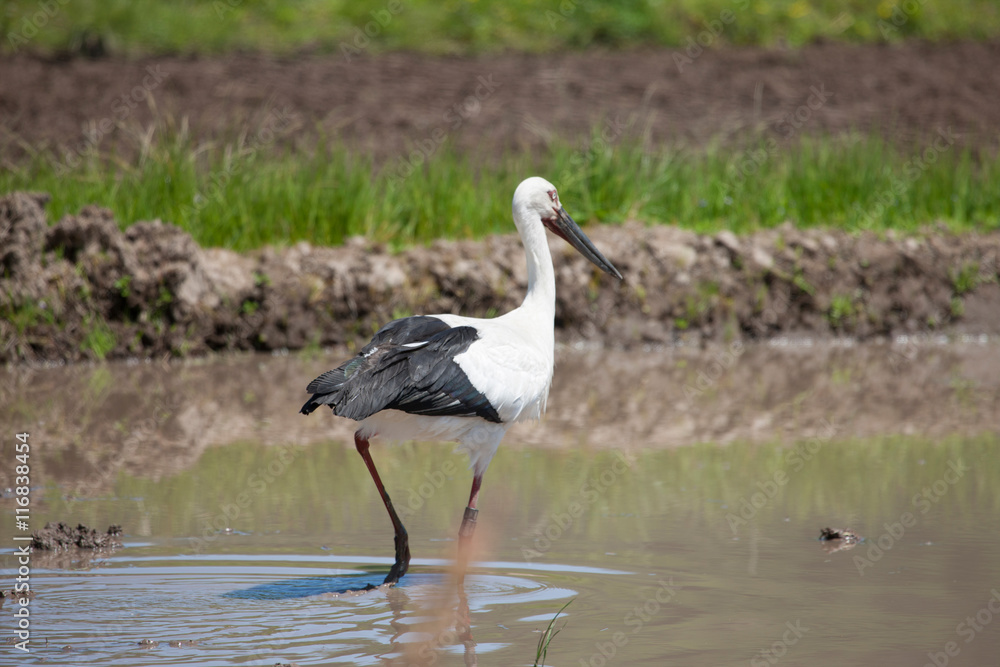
[459,507,479,538]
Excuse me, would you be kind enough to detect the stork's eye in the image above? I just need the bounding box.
[547,189,558,203]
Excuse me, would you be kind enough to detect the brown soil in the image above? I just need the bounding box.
[3,191,999,363]
[3,42,1000,162]
[30,522,122,551]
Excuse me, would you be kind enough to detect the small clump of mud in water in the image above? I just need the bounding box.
[30,522,123,551]
[0,589,35,608]
[819,526,862,553]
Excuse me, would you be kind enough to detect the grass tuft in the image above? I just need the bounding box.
[533,598,573,667]
[80,314,117,360]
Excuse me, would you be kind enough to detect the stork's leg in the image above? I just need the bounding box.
[459,474,483,543]
[456,473,483,581]
[354,431,410,585]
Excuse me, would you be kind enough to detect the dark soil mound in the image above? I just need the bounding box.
[31,522,123,551]
[2,192,998,363]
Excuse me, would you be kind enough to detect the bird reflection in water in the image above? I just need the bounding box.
[382,566,479,666]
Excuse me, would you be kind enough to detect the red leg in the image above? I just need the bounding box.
[467,474,483,510]
[354,431,410,585]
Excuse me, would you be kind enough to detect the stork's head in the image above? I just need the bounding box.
[513,177,623,280]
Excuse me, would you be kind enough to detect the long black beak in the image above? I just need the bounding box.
[544,207,623,280]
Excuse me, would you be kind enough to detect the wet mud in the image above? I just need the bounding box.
[30,522,122,551]
[21,522,124,570]
[2,191,999,363]
[818,527,862,554]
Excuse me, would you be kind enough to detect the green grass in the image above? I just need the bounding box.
[2,0,1000,56]
[534,599,572,667]
[79,313,117,360]
[3,126,1000,251]
[3,297,56,335]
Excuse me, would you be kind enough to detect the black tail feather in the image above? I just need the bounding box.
[300,392,335,415]
[301,369,347,415]
[305,367,348,395]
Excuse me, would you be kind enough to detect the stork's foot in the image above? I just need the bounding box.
[383,531,411,585]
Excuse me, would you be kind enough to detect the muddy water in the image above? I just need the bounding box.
[1,339,999,666]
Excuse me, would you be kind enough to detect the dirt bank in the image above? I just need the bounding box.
[4,41,1000,163]
[2,191,998,363]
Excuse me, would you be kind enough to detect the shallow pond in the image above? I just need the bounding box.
[1,339,999,665]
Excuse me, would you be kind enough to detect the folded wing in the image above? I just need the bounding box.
[300,315,502,424]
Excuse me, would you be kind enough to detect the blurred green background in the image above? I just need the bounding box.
[3,0,1000,56]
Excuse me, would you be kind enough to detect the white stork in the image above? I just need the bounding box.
[300,176,623,584]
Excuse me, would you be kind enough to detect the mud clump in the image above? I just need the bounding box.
[819,527,860,543]
[0,588,35,606]
[819,526,862,553]
[2,191,1000,363]
[31,522,123,551]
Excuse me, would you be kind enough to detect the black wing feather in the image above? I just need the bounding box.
[300,315,501,423]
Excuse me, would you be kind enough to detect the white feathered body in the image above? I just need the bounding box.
[307,176,617,479]
[358,304,555,476]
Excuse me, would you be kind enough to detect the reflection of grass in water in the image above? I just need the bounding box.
[39,434,999,548]
[4,129,1000,252]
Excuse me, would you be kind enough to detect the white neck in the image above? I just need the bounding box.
[514,205,556,320]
